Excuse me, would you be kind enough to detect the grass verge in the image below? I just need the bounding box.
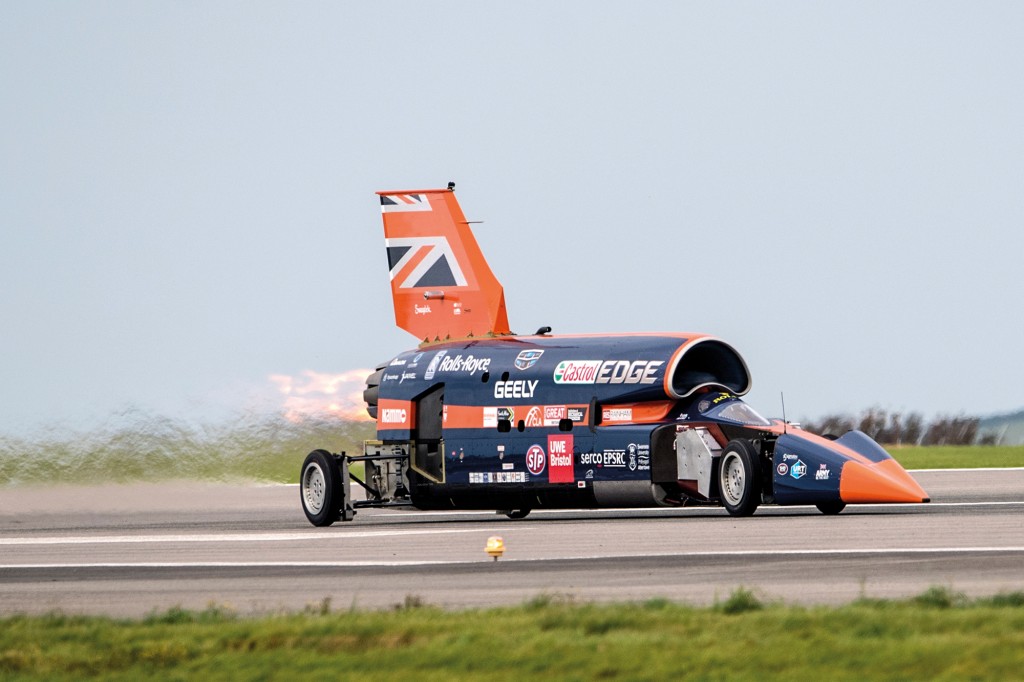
[1,588,1023,680]
[889,444,1024,469]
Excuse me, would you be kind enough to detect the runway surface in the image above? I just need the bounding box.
[1,469,1022,616]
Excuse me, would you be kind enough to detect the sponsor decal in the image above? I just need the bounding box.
[816,464,831,481]
[494,379,538,399]
[626,443,651,471]
[712,392,732,404]
[603,408,633,422]
[498,407,515,422]
[790,459,807,479]
[579,450,626,467]
[381,408,408,425]
[453,302,462,316]
[585,469,594,479]
[777,462,789,476]
[437,353,491,375]
[544,405,567,427]
[399,372,416,383]
[577,481,586,488]
[515,349,545,371]
[698,400,711,412]
[553,360,664,385]
[782,453,799,461]
[525,406,544,428]
[526,444,546,476]
[424,350,446,380]
[443,404,448,424]
[553,360,601,384]
[382,373,400,382]
[389,358,406,367]
[567,407,586,422]
[483,407,498,428]
[502,462,514,471]
[470,472,528,484]
[548,434,574,483]
[414,304,432,315]
[408,352,424,367]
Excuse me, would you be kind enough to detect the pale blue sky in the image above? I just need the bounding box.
[2,2,1022,433]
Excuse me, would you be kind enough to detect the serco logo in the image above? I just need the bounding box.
[553,360,664,385]
[526,444,546,476]
[381,408,407,424]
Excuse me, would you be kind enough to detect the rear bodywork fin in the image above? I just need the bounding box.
[378,188,511,343]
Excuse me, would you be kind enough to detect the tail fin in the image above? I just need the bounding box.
[377,187,511,343]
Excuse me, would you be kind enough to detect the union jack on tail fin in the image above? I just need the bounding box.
[378,186,511,344]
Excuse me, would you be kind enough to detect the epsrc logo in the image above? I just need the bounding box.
[554,360,664,385]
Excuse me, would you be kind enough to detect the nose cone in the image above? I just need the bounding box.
[839,458,930,504]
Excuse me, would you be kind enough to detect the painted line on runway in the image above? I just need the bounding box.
[380,500,1023,518]
[3,546,1023,571]
[0,527,532,546]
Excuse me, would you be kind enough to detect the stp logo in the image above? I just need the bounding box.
[526,444,546,476]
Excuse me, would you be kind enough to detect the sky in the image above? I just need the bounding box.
[2,2,1023,434]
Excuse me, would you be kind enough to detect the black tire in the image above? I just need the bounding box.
[504,509,531,520]
[718,439,761,517]
[816,501,846,515]
[300,449,343,527]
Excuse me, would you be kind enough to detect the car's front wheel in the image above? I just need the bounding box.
[719,439,761,517]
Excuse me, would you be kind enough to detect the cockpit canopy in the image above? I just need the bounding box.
[695,393,771,427]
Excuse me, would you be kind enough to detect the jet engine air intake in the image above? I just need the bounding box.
[667,338,751,398]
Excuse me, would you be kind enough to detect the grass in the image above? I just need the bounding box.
[1,416,1021,487]
[889,444,1024,469]
[1,589,1023,680]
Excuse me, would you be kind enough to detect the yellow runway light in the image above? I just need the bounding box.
[485,536,505,561]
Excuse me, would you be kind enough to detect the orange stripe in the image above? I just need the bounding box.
[600,401,675,424]
[441,404,591,430]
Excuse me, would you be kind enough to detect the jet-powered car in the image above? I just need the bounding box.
[300,185,929,525]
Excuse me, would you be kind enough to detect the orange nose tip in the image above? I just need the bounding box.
[839,458,930,504]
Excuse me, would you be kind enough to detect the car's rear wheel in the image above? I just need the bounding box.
[719,439,761,517]
[301,449,343,527]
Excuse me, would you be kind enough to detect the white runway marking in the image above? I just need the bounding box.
[387,500,1022,518]
[0,527,527,546]
[3,546,1023,571]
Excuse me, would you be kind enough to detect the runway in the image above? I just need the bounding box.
[1,470,1022,617]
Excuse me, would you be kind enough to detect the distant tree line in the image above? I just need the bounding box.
[800,408,987,446]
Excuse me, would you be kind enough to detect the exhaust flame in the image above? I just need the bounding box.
[269,369,374,423]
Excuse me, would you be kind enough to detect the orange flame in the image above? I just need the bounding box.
[268,369,375,423]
